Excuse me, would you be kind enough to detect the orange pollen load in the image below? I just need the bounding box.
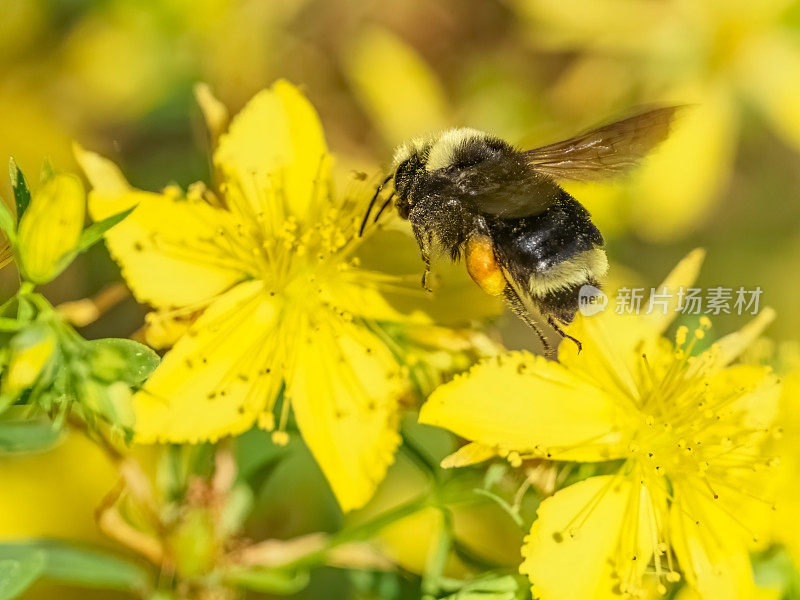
[466,234,507,296]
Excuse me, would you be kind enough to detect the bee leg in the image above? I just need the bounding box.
[503,288,552,356]
[421,260,433,292]
[413,225,434,292]
[547,316,582,354]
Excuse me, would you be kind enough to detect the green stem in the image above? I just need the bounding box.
[422,507,453,600]
[331,493,431,546]
[279,492,432,572]
[400,426,441,483]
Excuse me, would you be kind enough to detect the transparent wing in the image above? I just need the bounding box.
[524,106,681,181]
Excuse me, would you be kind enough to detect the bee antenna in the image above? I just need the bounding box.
[372,191,395,224]
[359,173,393,237]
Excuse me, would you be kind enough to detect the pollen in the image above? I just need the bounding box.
[271,430,290,446]
[465,234,507,296]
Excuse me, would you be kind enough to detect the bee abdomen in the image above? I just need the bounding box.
[489,191,607,321]
[527,248,608,297]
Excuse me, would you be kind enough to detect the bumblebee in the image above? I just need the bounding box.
[360,107,678,353]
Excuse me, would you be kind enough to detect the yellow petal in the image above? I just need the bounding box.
[324,277,430,324]
[706,364,780,431]
[521,476,654,600]
[639,248,706,338]
[670,486,757,599]
[558,311,641,399]
[77,148,246,309]
[142,310,194,350]
[773,372,800,566]
[736,32,800,152]
[419,352,630,462]
[559,249,706,395]
[628,87,737,242]
[697,307,776,372]
[441,442,497,469]
[194,82,229,144]
[675,582,781,600]
[134,281,281,443]
[288,319,404,512]
[214,79,330,224]
[343,27,449,146]
[17,173,85,284]
[74,142,130,216]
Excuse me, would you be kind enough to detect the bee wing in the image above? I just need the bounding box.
[460,167,563,218]
[524,106,681,181]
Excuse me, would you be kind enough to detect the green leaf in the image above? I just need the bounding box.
[87,338,160,385]
[0,196,16,244]
[0,317,23,332]
[0,542,149,591]
[75,207,134,255]
[8,159,30,222]
[39,159,54,184]
[0,420,61,453]
[0,551,45,600]
[223,567,310,595]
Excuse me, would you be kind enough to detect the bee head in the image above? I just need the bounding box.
[390,129,509,219]
[391,141,431,219]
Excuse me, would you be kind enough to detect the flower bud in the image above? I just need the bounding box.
[168,508,220,577]
[1,324,57,403]
[78,377,135,430]
[17,174,86,284]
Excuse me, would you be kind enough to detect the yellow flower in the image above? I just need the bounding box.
[16,173,86,284]
[76,80,428,512]
[771,370,800,567]
[420,250,781,598]
[514,0,800,241]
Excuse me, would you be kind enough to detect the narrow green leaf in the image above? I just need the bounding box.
[8,159,31,222]
[223,567,310,594]
[0,551,45,600]
[87,338,160,385]
[0,197,16,243]
[0,542,149,591]
[0,420,61,453]
[471,489,523,527]
[75,206,134,255]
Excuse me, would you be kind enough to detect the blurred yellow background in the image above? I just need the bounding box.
[1,1,799,598]
[3,0,799,340]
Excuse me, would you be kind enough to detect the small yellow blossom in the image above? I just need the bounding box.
[420,249,781,598]
[16,173,86,283]
[77,80,429,512]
